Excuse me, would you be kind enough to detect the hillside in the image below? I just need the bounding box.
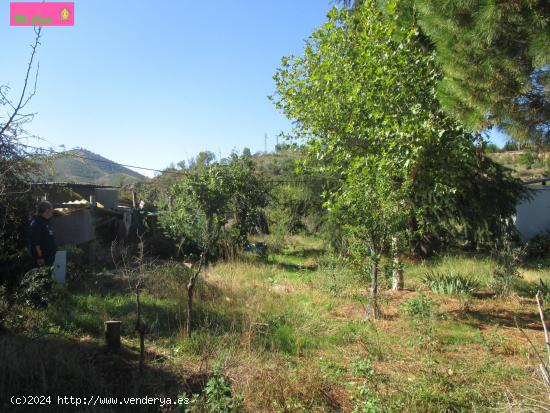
[41,148,147,186]
[489,150,550,181]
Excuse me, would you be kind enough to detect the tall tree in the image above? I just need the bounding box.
[272,2,526,303]
[338,0,549,147]
[414,0,549,147]
[158,154,269,333]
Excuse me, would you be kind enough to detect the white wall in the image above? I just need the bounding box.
[516,185,550,242]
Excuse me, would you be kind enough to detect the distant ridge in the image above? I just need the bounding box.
[41,148,147,186]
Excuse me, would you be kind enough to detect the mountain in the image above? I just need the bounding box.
[41,148,147,186]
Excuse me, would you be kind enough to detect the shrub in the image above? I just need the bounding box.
[401,295,439,352]
[421,271,479,296]
[180,365,242,413]
[491,240,526,295]
[264,225,286,255]
[17,266,54,308]
[401,294,436,319]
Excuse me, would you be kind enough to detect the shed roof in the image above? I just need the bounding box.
[30,182,120,189]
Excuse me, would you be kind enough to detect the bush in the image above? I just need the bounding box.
[421,271,479,296]
[401,295,439,351]
[264,224,287,254]
[17,266,54,308]
[401,294,436,319]
[527,231,550,259]
[491,240,526,295]
[180,365,242,413]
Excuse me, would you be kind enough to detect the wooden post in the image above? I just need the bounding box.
[105,320,121,350]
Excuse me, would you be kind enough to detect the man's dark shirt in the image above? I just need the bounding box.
[29,215,57,266]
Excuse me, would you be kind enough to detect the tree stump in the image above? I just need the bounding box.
[105,320,122,350]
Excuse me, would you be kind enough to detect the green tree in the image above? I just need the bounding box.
[224,153,270,247]
[272,2,526,305]
[339,0,549,148]
[331,157,408,317]
[158,164,230,337]
[158,154,270,333]
[159,153,270,256]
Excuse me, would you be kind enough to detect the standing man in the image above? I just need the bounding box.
[30,201,57,267]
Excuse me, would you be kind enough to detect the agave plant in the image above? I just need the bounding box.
[421,271,479,297]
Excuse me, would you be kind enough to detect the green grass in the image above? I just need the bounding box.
[3,235,549,412]
[438,321,482,346]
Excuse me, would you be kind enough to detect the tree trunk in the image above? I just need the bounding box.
[370,261,379,319]
[392,236,404,291]
[186,282,195,338]
[138,330,145,373]
[185,253,204,338]
[135,288,145,373]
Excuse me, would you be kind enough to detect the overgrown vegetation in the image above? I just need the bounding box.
[1,1,549,412]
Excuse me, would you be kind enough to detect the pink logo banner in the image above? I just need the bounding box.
[10,2,74,26]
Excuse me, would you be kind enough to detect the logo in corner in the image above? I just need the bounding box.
[60,7,70,21]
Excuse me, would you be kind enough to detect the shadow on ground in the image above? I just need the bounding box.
[0,333,188,413]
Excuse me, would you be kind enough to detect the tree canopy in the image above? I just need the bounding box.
[415,0,549,147]
[158,152,270,258]
[338,0,549,147]
[272,2,526,256]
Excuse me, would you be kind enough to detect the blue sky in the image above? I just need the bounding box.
[1,1,507,176]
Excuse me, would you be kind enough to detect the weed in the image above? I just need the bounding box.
[401,294,436,319]
[351,385,382,413]
[401,295,439,353]
[351,358,375,380]
[481,325,519,356]
[349,358,382,413]
[180,364,243,413]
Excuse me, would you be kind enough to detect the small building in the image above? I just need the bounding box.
[30,182,141,248]
[515,178,550,242]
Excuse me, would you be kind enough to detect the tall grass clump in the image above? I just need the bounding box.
[421,271,479,296]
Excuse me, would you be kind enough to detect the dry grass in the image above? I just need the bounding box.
[2,235,550,412]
